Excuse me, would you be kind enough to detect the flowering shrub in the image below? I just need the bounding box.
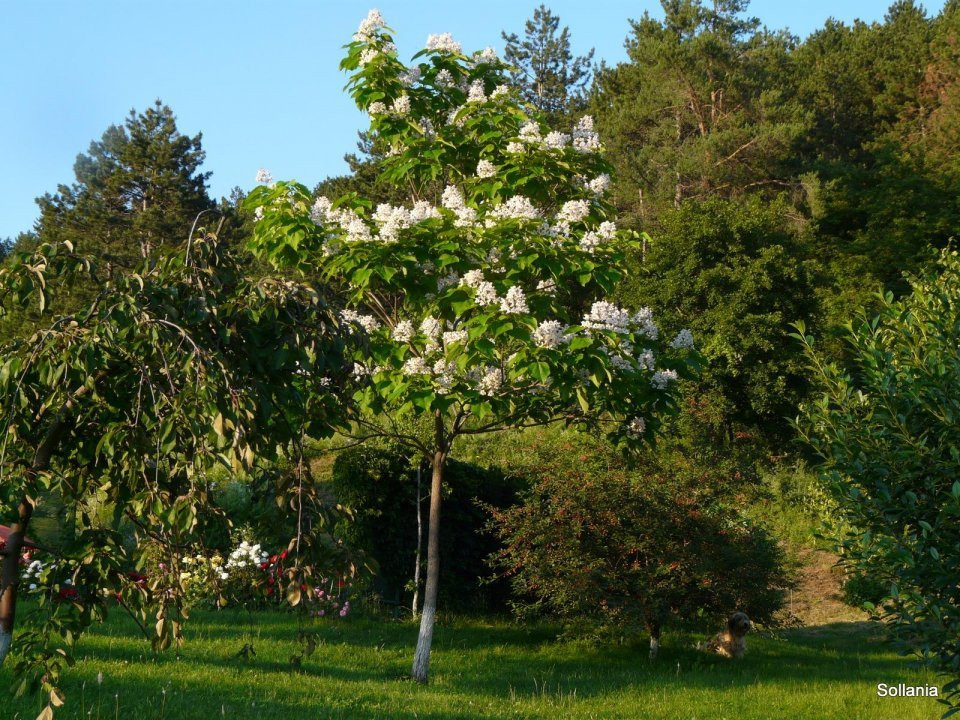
[159,540,356,616]
[246,9,698,683]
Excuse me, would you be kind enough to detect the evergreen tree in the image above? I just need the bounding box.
[34,99,214,265]
[502,5,594,122]
[592,0,803,228]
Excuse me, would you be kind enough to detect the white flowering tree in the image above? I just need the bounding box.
[247,9,697,683]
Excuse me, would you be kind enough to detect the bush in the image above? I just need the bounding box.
[331,443,521,612]
[797,249,960,710]
[486,444,790,644]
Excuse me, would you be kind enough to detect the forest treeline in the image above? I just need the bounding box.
[4,0,959,457]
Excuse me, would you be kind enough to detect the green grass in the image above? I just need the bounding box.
[1,610,945,720]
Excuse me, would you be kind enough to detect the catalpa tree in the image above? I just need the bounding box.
[247,9,697,683]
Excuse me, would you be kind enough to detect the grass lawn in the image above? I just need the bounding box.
[1,610,944,720]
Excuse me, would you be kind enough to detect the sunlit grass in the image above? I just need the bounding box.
[1,610,944,720]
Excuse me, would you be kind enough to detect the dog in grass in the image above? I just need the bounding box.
[698,612,752,658]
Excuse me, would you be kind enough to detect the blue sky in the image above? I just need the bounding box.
[0,1,944,239]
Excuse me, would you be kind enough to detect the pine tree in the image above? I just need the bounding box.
[35,99,214,265]
[502,5,594,122]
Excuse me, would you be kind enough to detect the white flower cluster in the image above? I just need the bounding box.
[472,366,503,396]
[473,46,498,64]
[341,309,381,334]
[22,559,47,590]
[556,199,591,223]
[580,220,617,253]
[368,101,387,115]
[544,131,571,149]
[507,116,601,154]
[581,301,632,333]
[537,278,557,295]
[573,115,602,152]
[581,301,659,342]
[360,42,396,65]
[477,159,496,178]
[467,79,486,103]
[354,8,386,42]
[310,198,371,242]
[441,185,477,227]
[435,68,455,87]
[426,32,461,54]
[587,174,610,195]
[391,95,411,115]
[488,195,539,221]
[314,196,440,244]
[372,201,439,241]
[626,416,646,438]
[401,66,421,86]
[670,329,695,350]
[393,320,414,342]
[432,359,456,391]
[462,269,499,306]
[651,369,678,390]
[519,122,542,144]
[403,357,431,375]
[499,286,528,314]
[437,271,460,291]
[255,168,273,186]
[533,320,570,348]
[443,329,467,346]
[225,541,269,571]
[632,306,658,339]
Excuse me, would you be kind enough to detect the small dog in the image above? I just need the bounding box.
[700,612,752,658]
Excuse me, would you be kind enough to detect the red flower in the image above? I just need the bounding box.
[56,587,79,602]
[279,550,288,560]
[259,562,270,570]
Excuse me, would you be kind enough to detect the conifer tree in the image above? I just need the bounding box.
[34,100,213,265]
[502,5,594,122]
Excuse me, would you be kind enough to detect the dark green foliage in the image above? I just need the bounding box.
[487,440,789,633]
[797,250,960,712]
[35,100,214,263]
[501,5,594,122]
[592,0,803,224]
[331,444,520,611]
[619,196,820,447]
[1,102,221,346]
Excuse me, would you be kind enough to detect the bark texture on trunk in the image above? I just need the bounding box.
[0,497,34,665]
[411,463,423,620]
[411,449,444,683]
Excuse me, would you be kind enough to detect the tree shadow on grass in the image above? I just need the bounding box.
[4,617,936,719]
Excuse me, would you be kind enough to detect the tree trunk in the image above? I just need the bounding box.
[647,619,661,659]
[0,496,33,665]
[411,463,423,620]
[411,450,444,683]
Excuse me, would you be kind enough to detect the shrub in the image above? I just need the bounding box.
[797,249,960,710]
[487,446,789,647]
